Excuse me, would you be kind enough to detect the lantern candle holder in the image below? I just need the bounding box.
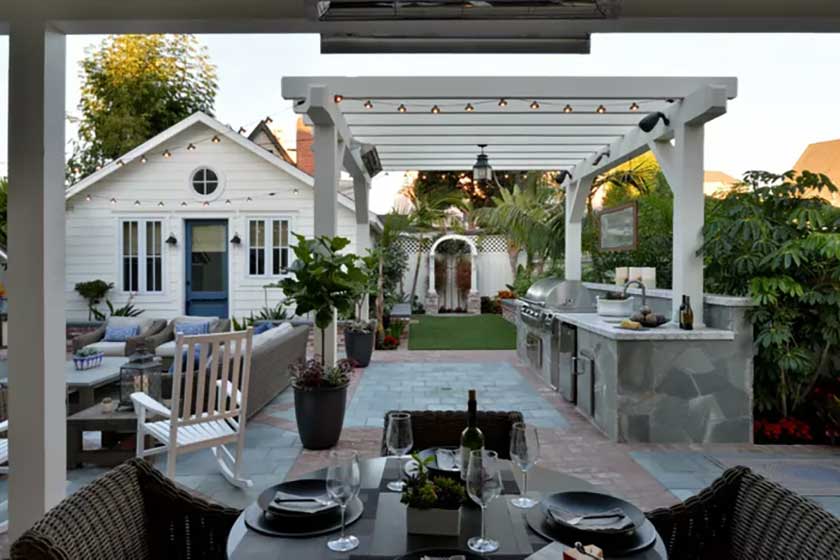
[119,352,164,411]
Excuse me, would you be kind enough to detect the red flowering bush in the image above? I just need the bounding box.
[378,335,400,350]
[754,417,813,443]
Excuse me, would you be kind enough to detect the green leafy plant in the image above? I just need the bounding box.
[279,234,368,365]
[702,170,840,421]
[106,297,144,317]
[74,347,101,358]
[401,452,466,510]
[74,279,113,321]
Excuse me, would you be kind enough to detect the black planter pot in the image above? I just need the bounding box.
[294,383,348,450]
[345,330,375,367]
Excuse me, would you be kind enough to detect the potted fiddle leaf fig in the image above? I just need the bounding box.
[344,252,378,367]
[279,234,367,449]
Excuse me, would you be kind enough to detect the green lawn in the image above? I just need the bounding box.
[408,314,517,350]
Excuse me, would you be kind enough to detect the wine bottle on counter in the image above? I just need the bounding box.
[679,295,694,330]
[460,389,485,480]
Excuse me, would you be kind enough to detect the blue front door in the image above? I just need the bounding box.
[185,220,229,317]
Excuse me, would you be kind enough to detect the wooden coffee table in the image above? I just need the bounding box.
[66,403,141,468]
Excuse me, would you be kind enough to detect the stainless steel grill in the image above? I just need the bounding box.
[518,277,593,332]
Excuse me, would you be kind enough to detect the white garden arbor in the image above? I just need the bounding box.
[282,75,738,340]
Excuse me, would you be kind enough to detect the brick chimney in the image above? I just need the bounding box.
[296,117,315,176]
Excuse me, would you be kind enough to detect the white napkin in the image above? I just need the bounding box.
[435,448,459,471]
[268,491,335,514]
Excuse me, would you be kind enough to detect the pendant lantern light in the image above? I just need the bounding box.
[472,144,493,183]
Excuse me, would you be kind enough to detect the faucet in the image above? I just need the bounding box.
[622,280,647,309]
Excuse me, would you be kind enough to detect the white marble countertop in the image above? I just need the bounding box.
[553,313,736,341]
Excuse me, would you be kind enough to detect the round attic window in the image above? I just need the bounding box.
[191,168,219,196]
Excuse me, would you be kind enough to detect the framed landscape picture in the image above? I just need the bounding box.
[599,202,638,252]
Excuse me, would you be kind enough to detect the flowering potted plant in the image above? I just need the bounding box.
[401,453,465,536]
[289,358,354,449]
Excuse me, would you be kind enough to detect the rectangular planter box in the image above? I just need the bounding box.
[406,507,461,536]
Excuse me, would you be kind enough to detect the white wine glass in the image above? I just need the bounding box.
[466,449,503,554]
[325,450,361,552]
[510,422,540,509]
[385,412,413,491]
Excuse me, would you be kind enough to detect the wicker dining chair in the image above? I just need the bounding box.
[380,410,525,460]
[646,465,840,560]
[10,458,240,560]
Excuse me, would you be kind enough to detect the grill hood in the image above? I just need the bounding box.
[521,277,593,311]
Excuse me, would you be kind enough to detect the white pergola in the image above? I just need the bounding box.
[281,75,737,333]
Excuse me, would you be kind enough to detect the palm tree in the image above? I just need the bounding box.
[401,186,466,307]
[586,154,659,215]
[374,213,410,339]
[472,172,563,274]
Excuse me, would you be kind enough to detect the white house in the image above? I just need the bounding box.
[64,112,380,322]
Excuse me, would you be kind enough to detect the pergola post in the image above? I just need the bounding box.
[565,177,592,282]
[668,123,706,326]
[353,173,371,322]
[7,20,67,538]
[312,122,342,365]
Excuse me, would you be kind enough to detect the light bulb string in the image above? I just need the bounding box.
[337,97,672,112]
[81,187,301,207]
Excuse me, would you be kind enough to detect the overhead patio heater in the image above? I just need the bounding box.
[472,145,493,184]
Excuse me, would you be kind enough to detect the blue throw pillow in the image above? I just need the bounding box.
[253,322,275,335]
[103,324,140,342]
[175,321,211,336]
[169,345,211,374]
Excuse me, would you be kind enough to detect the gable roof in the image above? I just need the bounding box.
[703,171,737,185]
[793,139,840,206]
[64,112,382,228]
[248,120,296,165]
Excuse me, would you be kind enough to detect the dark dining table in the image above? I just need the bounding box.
[226,457,668,559]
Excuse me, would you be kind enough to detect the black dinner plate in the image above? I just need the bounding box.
[244,495,363,538]
[404,447,461,477]
[526,498,656,556]
[394,548,485,560]
[256,479,338,519]
[540,491,645,535]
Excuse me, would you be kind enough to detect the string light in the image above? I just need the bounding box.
[225,199,232,206]
[140,155,148,164]
[246,196,253,202]
[110,198,117,205]
[498,98,508,108]
[134,200,141,207]
[85,194,92,202]
[563,104,574,113]
[180,201,188,207]
[186,143,196,152]
[95,165,103,171]
[431,105,441,114]
[363,99,374,110]
[397,104,407,113]
[530,100,540,110]
[202,201,210,208]
[596,105,607,113]
[334,94,344,104]
[158,201,165,207]
[211,135,221,144]
[162,150,172,159]
[269,192,277,197]
[629,102,640,112]
[464,103,475,112]
[116,160,124,167]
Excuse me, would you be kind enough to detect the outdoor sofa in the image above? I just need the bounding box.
[9,457,238,560]
[148,316,232,367]
[71,316,166,357]
[646,465,840,560]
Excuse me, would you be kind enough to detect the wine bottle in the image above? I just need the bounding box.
[680,295,694,330]
[460,389,485,480]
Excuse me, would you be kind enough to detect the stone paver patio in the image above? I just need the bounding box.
[2,347,838,550]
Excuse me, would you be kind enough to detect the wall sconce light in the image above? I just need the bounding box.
[165,234,178,246]
[230,233,242,245]
[593,150,611,165]
[638,111,671,133]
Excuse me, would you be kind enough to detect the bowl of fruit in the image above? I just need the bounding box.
[619,306,668,330]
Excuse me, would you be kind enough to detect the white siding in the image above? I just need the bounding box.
[65,122,360,322]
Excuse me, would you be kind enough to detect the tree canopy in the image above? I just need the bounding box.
[67,35,218,181]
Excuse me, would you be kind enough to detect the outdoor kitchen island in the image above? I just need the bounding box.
[512,281,755,445]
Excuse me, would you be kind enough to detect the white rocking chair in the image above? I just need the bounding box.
[132,328,254,488]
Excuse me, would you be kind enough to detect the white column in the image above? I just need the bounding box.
[312,123,341,365]
[7,21,67,538]
[427,252,436,295]
[353,175,371,322]
[671,123,705,326]
[470,253,478,294]
[564,178,591,282]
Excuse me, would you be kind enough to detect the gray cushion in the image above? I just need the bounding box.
[173,315,220,331]
[106,316,153,332]
[154,340,176,358]
[252,322,293,349]
[86,341,127,357]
